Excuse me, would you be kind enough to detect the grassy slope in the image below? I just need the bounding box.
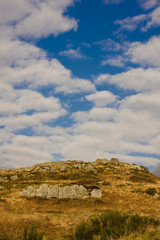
[0,159,160,239]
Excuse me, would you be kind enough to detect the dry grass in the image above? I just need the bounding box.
[0,160,160,239]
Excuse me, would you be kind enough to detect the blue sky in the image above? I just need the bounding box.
[0,0,160,170]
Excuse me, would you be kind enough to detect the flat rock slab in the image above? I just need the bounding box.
[20,184,102,199]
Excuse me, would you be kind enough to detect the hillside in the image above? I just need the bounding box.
[0,158,160,240]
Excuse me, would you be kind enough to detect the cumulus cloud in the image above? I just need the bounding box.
[101,56,125,67]
[115,5,160,32]
[61,110,160,166]
[0,135,55,168]
[115,14,147,31]
[96,68,160,92]
[65,82,160,166]
[59,48,86,59]
[120,91,160,118]
[127,35,160,67]
[99,35,160,68]
[143,6,160,30]
[95,38,122,52]
[0,0,160,170]
[0,0,31,25]
[71,107,117,123]
[0,38,45,67]
[0,0,78,39]
[1,58,95,94]
[138,0,159,10]
[152,165,160,177]
[85,91,117,107]
[91,50,160,167]
[0,0,98,168]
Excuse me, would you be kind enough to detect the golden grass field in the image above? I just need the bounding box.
[0,159,160,239]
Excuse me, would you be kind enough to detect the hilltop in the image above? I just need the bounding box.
[0,158,160,239]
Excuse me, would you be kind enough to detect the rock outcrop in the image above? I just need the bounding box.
[20,184,102,199]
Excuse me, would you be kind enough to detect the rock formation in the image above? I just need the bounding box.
[20,184,102,199]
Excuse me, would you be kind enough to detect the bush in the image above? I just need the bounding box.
[74,211,159,240]
[145,188,157,196]
[23,227,43,240]
[75,222,93,240]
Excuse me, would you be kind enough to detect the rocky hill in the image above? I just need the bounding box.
[0,158,160,239]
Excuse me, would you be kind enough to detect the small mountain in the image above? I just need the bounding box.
[0,158,160,240]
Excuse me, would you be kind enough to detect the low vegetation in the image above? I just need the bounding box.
[23,228,43,240]
[74,211,159,240]
[145,187,157,196]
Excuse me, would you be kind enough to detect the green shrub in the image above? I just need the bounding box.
[75,222,93,240]
[0,199,6,202]
[74,211,159,240]
[128,175,156,183]
[23,227,43,240]
[145,188,157,196]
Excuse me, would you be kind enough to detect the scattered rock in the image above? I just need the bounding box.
[72,163,84,170]
[84,164,96,173]
[95,158,109,165]
[21,186,37,197]
[11,175,18,180]
[110,158,119,165]
[34,167,41,171]
[91,189,102,198]
[60,165,68,172]
[153,193,159,199]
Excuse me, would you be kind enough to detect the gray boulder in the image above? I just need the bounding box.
[110,158,119,165]
[95,158,109,165]
[20,184,101,199]
[91,189,102,198]
[70,185,88,199]
[20,186,37,197]
[47,185,59,198]
[36,184,49,197]
[11,175,18,180]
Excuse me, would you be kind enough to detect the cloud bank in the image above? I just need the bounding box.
[0,0,160,171]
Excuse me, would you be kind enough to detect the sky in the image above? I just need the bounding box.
[0,0,160,170]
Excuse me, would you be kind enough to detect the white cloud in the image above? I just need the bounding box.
[152,165,160,177]
[0,135,54,168]
[96,68,160,92]
[0,38,45,67]
[120,91,160,118]
[72,108,117,123]
[138,0,159,10]
[60,115,160,166]
[59,48,86,59]
[0,89,62,116]
[115,5,160,32]
[143,6,160,30]
[101,56,125,67]
[115,14,147,31]
[0,0,98,168]
[0,58,95,95]
[104,0,124,4]
[127,35,160,67]
[63,88,160,166]
[95,38,122,52]
[85,91,117,107]
[0,0,31,25]
[0,0,78,39]
[0,0,160,170]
